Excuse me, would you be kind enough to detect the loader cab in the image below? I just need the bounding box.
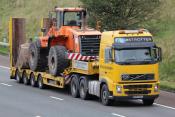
[55,8,87,29]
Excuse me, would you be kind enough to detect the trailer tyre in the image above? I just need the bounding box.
[22,71,29,85]
[30,73,37,87]
[142,99,154,106]
[48,46,69,76]
[15,70,22,83]
[29,41,47,71]
[71,75,79,98]
[101,84,113,106]
[79,76,90,100]
[38,75,46,89]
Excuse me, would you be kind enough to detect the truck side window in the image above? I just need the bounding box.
[105,48,112,63]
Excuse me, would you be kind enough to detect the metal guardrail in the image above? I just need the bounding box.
[0,42,9,47]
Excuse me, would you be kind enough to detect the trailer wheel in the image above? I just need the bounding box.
[79,76,90,100]
[29,41,47,71]
[101,84,113,106]
[15,70,22,83]
[142,99,154,106]
[37,75,46,89]
[71,75,79,98]
[22,71,29,85]
[30,73,37,87]
[48,46,69,76]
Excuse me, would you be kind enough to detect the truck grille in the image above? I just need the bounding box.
[125,90,151,95]
[121,74,154,81]
[124,84,152,89]
[124,84,152,95]
[80,35,100,56]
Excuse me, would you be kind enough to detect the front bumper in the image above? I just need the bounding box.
[109,95,159,100]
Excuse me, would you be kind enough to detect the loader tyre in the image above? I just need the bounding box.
[48,46,69,76]
[29,41,46,71]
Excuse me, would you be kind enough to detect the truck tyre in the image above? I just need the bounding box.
[15,70,22,83]
[38,75,46,89]
[142,99,154,106]
[101,84,113,106]
[71,75,79,98]
[48,46,69,76]
[22,71,29,85]
[79,76,90,100]
[29,41,47,71]
[30,73,37,87]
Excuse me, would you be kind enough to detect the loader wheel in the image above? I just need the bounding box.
[71,75,79,98]
[48,46,69,76]
[79,76,90,100]
[29,41,47,71]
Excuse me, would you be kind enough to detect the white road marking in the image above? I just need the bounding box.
[0,65,10,70]
[112,113,126,117]
[154,103,175,110]
[50,96,64,101]
[0,83,12,87]
[138,99,175,110]
[35,116,41,117]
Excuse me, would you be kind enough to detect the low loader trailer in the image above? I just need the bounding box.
[9,18,162,106]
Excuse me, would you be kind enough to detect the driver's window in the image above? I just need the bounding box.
[64,12,80,26]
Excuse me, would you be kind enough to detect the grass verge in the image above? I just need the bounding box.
[0,47,9,55]
[160,80,175,93]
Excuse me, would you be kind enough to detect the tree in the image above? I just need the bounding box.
[80,0,161,30]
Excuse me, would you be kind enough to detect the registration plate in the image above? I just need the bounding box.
[132,96,143,99]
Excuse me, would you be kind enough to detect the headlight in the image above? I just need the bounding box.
[154,84,159,92]
[116,85,122,93]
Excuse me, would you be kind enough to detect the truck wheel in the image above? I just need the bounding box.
[30,73,37,87]
[29,41,46,71]
[37,75,46,89]
[101,84,113,106]
[79,76,90,100]
[15,70,22,83]
[71,75,79,98]
[22,71,29,85]
[142,99,154,106]
[48,46,69,76]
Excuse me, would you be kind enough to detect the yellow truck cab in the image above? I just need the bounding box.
[99,29,162,105]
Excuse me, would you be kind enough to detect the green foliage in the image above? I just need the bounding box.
[80,0,161,30]
[0,0,80,41]
[0,46,8,55]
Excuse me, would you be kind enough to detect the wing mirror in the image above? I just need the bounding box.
[157,47,162,62]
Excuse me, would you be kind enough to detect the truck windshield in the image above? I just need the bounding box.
[115,48,157,65]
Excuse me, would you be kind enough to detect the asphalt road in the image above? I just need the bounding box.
[0,55,175,117]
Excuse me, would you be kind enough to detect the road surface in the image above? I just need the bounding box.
[0,55,175,117]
